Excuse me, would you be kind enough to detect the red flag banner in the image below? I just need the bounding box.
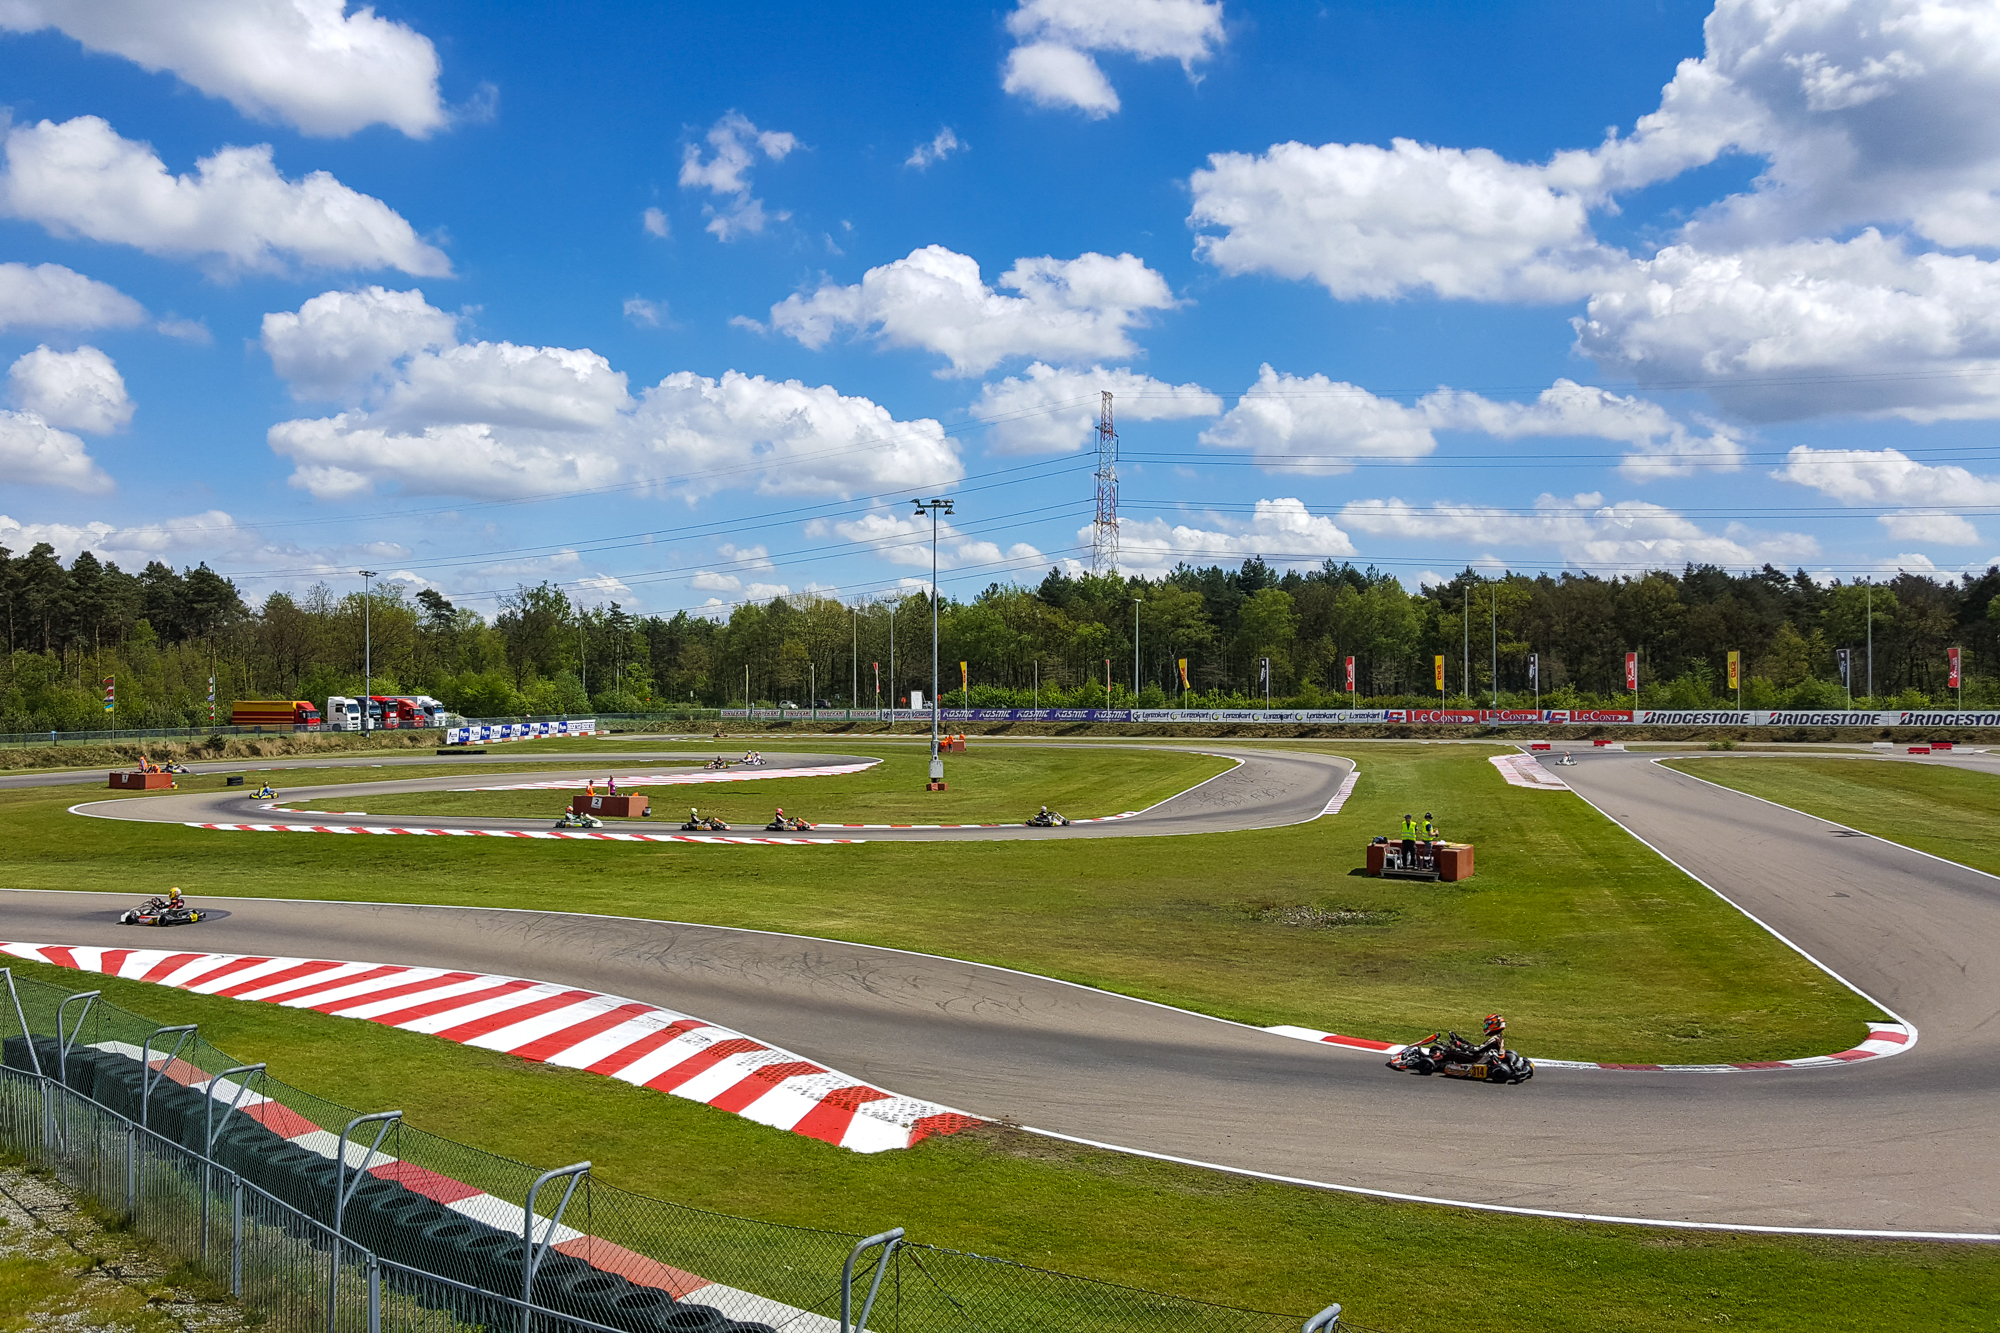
[1625,652,1639,692]
[1949,646,1962,689]
[1345,656,1355,691]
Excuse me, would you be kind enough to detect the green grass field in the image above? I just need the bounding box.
[1659,756,2000,875]
[290,745,1234,823]
[13,743,1872,1063]
[2,954,1989,1333]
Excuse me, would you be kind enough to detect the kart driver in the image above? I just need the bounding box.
[1450,1014,1508,1065]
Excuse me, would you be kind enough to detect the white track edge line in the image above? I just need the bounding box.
[1014,1126,1999,1242]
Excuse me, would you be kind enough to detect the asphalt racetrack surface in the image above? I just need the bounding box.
[8,744,1998,1237]
[60,744,1342,841]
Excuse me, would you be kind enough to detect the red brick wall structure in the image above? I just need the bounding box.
[108,772,175,790]
[579,792,650,818]
[1437,844,1474,881]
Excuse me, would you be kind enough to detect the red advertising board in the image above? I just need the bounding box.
[1485,709,1543,723]
[1407,709,1485,724]
[1568,710,1634,723]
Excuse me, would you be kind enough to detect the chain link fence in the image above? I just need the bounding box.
[1,968,1344,1332]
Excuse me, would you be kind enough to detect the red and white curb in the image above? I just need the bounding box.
[1263,1020,1918,1071]
[1320,770,1359,815]
[1490,754,1569,790]
[460,763,878,791]
[2,943,981,1153]
[81,1037,835,1330]
[184,823,863,845]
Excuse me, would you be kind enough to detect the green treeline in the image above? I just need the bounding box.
[3,541,1996,732]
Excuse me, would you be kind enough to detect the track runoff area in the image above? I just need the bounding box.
[17,738,1997,1241]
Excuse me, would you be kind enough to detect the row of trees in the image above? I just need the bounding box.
[3,537,1996,733]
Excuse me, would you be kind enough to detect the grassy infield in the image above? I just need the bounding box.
[3,742,1995,1329]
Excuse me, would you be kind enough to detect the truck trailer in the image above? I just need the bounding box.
[230,700,322,730]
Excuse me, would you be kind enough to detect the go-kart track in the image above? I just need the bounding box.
[7,743,1998,1240]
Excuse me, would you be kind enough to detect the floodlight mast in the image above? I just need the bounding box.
[914,498,954,789]
[359,570,377,731]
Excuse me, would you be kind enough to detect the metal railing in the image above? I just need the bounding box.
[0,968,1340,1332]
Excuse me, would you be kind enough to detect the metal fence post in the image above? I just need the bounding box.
[331,1111,401,1333]
[138,1025,197,1132]
[54,990,100,1089]
[841,1228,905,1333]
[520,1161,590,1333]
[200,1063,265,1267]
[125,1121,136,1218]
[1304,1303,1343,1332]
[231,1175,244,1297]
[0,969,43,1077]
[367,1253,382,1333]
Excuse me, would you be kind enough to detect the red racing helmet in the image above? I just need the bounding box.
[1484,1013,1506,1038]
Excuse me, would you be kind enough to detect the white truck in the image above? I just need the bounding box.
[324,696,364,731]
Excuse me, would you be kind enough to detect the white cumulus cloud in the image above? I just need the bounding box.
[0,262,146,332]
[1190,138,1618,302]
[1002,0,1225,117]
[1199,367,1739,478]
[972,363,1219,453]
[261,287,962,502]
[0,410,108,491]
[0,0,449,138]
[1184,0,2000,426]
[905,127,964,169]
[1340,492,1816,570]
[679,112,797,241]
[1107,497,1355,577]
[807,510,1044,573]
[766,244,1177,377]
[0,116,451,276]
[8,345,131,433]
[642,207,669,238]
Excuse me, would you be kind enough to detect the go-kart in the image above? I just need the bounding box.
[164,761,192,774]
[554,810,605,829]
[682,812,730,831]
[1026,809,1072,827]
[703,757,730,771]
[121,896,202,926]
[252,784,277,799]
[765,814,815,832]
[1385,1032,1533,1085]
[740,753,765,767]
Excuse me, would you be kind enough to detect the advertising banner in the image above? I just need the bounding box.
[1625,653,1639,692]
[1568,709,1634,723]
[444,719,599,744]
[1894,711,2000,727]
[1763,711,1886,727]
[1727,650,1740,690]
[1949,647,1962,689]
[1637,711,1754,726]
[1344,656,1355,692]
[1433,655,1444,691]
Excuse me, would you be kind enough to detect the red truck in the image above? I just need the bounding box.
[368,695,424,729]
[230,700,322,731]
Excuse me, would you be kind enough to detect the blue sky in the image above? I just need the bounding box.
[3,0,1997,618]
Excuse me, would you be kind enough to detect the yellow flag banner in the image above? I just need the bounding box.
[1433,655,1445,691]
[1177,658,1189,689]
[960,661,968,697]
[1727,650,1740,690]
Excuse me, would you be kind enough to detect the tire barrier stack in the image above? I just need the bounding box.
[1,1036,774,1333]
